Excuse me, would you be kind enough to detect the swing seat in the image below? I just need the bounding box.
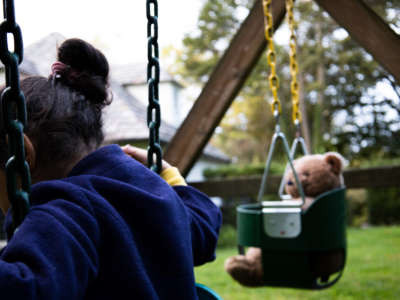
[196,283,222,300]
[237,187,347,289]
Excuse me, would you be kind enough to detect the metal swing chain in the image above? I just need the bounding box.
[259,0,305,205]
[287,0,301,126]
[0,0,31,236]
[262,0,281,118]
[286,0,308,157]
[146,0,162,174]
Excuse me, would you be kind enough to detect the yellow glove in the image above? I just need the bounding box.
[160,167,187,186]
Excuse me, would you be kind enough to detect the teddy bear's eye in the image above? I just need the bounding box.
[303,171,310,177]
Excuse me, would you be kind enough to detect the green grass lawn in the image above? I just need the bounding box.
[195,226,400,300]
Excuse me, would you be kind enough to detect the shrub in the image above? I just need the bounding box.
[367,187,400,225]
[203,162,285,179]
[346,189,368,227]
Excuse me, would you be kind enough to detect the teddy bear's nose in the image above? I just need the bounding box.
[287,180,293,186]
[299,173,308,182]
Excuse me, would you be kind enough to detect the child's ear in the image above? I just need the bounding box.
[24,134,36,171]
[324,152,344,175]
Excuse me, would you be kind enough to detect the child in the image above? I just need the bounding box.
[0,38,221,299]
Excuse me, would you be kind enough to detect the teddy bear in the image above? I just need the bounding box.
[224,152,347,287]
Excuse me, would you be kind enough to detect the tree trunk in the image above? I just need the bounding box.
[298,72,312,152]
[312,13,326,153]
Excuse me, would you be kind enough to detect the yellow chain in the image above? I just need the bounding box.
[262,0,281,115]
[287,0,301,124]
[262,0,301,123]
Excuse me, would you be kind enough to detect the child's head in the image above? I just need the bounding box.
[0,38,111,183]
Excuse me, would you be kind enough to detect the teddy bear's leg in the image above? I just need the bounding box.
[224,247,264,287]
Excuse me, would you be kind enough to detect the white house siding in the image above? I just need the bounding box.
[186,159,219,182]
[127,82,182,128]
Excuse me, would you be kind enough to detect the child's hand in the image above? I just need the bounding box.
[121,145,171,171]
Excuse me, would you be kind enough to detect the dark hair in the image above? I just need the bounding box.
[0,38,112,170]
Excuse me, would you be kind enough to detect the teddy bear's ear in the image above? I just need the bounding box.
[324,152,346,175]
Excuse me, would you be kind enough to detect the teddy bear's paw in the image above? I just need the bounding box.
[224,255,264,287]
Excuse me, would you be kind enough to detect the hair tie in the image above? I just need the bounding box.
[51,61,68,78]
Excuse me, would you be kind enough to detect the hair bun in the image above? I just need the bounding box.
[56,38,111,107]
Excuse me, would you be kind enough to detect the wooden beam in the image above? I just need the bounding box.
[314,0,400,84]
[189,166,400,198]
[164,0,287,176]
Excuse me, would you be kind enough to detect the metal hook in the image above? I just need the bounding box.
[273,110,280,133]
[257,126,306,207]
[278,135,309,201]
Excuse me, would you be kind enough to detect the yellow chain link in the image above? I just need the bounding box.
[287,0,301,124]
[262,0,301,123]
[262,0,281,115]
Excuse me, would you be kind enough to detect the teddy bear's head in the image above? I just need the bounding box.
[284,152,346,198]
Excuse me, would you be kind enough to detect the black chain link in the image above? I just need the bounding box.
[0,0,30,237]
[146,0,162,174]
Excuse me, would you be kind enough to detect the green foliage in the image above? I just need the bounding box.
[175,0,254,86]
[351,157,400,169]
[367,188,400,225]
[346,190,368,227]
[196,226,400,299]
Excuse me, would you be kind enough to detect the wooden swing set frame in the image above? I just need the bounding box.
[164,0,400,196]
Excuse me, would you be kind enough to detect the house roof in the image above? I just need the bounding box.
[24,32,65,76]
[103,80,177,144]
[1,32,64,77]
[111,63,183,88]
[0,33,229,163]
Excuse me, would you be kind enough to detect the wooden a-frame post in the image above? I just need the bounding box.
[315,0,400,84]
[164,0,287,176]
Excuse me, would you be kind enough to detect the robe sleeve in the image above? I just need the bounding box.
[172,185,222,266]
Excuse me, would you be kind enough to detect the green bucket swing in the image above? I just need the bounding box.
[235,0,347,289]
[236,112,347,289]
[237,188,347,289]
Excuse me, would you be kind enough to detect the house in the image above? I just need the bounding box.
[111,63,188,128]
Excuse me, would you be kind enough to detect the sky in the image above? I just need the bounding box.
[10,0,203,65]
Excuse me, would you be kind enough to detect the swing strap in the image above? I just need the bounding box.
[0,0,31,238]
